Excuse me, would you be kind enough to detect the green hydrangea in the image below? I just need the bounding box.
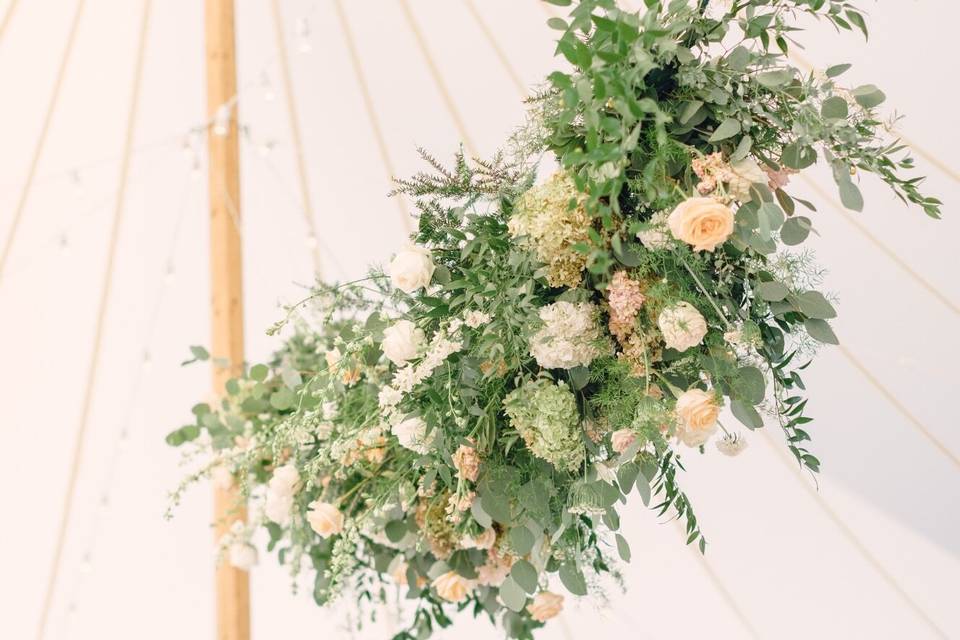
[504,378,584,472]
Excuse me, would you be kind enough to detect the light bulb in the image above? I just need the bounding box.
[305,234,318,250]
[212,104,231,137]
[296,17,312,53]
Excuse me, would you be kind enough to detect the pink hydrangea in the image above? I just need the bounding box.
[607,271,646,341]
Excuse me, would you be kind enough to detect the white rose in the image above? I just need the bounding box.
[306,500,344,538]
[387,245,435,293]
[228,543,258,570]
[264,492,293,526]
[391,417,436,454]
[657,302,708,352]
[378,386,402,408]
[382,320,425,365]
[727,158,768,202]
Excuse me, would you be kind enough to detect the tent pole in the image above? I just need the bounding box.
[205,0,250,639]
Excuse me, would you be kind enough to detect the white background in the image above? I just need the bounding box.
[0,1,957,639]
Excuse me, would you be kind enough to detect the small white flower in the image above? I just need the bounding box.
[391,417,436,454]
[378,386,402,409]
[464,310,492,328]
[228,543,258,570]
[321,401,338,420]
[315,423,334,439]
[382,320,425,365]
[387,245,435,293]
[716,432,749,457]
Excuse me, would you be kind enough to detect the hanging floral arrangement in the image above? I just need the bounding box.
[168,1,939,638]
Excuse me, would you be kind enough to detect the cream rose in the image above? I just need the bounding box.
[667,197,735,252]
[382,320,425,365]
[657,302,708,352]
[391,417,435,454]
[432,570,471,602]
[727,158,768,202]
[306,500,344,538]
[527,591,564,622]
[387,245,435,293]
[610,429,637,454]
[675,388,720,447]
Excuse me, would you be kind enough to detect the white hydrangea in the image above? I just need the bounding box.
[529,301,608,370]
[636,210,672,250]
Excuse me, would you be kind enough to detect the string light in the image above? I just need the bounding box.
[212,103,231,137]
[259,70,276,102]
[295,16,312,53]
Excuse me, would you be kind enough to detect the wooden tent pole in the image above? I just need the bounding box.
[205,0,250,639]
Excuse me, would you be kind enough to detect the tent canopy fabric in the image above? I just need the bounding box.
[0,1,957,638]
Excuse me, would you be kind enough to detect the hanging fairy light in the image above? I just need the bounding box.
[259,70,276,102]
[295,16,312,53]
[304,233,318,250]
[212,103,232,137]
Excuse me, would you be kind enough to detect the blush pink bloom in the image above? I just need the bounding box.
[607,271,645,341]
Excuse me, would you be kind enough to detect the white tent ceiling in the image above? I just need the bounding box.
[0,1,957,639]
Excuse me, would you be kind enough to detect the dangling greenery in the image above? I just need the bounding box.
[168,2,939,638]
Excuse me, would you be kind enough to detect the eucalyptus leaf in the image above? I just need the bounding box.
[796,291,837,319]
[781,216,812,245]
[615,533,632,562]
[805,319,840,344]
[708,117,740,142]
[498,577,527,612]
[732,400,763,429]
[756,281,789,302]
[510,560,539,593]
[559,562,588,596]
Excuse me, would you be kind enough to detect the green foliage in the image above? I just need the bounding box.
[167,1,940,638]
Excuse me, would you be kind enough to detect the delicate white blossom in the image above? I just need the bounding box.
[716,432,749,456]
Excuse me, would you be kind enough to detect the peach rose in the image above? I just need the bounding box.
[667,197,735,252]
[452,443,481,482]
[306,500,344,538]
[527,591,564,622]
[675,389,720,447]
[461,527,497,551]
[432,570,472,602]
[610,429,637,454]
